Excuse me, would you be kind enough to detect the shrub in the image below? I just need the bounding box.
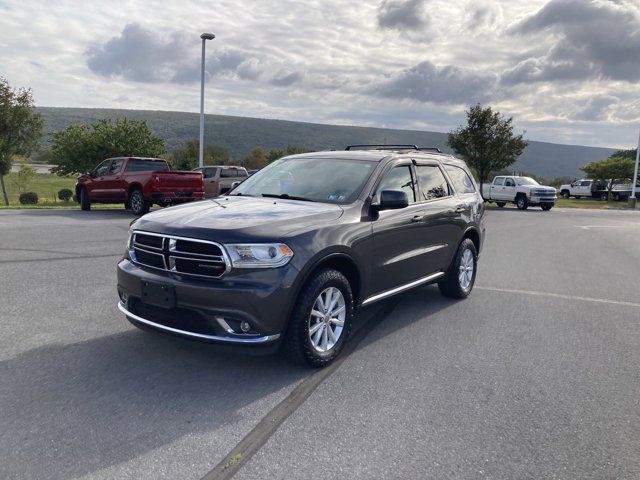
[58,188,73,201]
[19,192,38,205]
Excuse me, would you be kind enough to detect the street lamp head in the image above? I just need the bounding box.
[200,33,215,40]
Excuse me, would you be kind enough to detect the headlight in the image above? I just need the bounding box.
[225,243,293,268]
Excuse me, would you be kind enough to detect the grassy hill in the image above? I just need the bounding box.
[37,107,616,179]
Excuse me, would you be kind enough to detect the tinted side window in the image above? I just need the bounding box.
[110,159,125,174]
[415,165,450,201]
[95,160,112,176]
[127,160,169,172]
[204,167,217,179]
[237,170,248,177]
[221,168,242,178]
[505,178,515,187]
[494,177,505,186]
[580,181,591,186]
[445,165,476,194]
[377,165,416,203]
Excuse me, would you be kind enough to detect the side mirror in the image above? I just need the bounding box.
[378,190,409,210]
[89,170,97,178]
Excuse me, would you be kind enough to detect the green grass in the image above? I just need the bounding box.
[0,172,123,209]
[3,172,76,205]
[487,198,635,210]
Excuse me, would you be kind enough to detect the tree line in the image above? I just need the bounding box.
[1,76,638,206]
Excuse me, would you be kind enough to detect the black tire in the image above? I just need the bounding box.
[541,204,553,211]
[575,196,581,199]
[516,195,528,210]
[561,190,570,199]
[79,188,91,211]
[129,189,150,215]
[600,193,608,201]
[283,268,353,367]
[124,201,131,210]
[496,202,506,208]
[438,238,478,299]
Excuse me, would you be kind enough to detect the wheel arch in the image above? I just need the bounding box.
[290,252,363,315]
[127,183,144,197]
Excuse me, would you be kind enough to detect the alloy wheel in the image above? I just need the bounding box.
[458,248,474,291]
[308,287,346,353]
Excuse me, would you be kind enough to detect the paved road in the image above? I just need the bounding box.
[1,207,639,479]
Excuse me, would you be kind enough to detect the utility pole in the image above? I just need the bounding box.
[199,33,215,168]
[630,128,639,209]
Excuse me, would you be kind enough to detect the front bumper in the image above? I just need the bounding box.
[117,258,298,346]
[529,195,556,205]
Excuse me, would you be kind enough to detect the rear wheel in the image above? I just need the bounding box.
[438,239,477,299]
[129,189,150,215]
[601,193,608,201]
[80,188,91,211]
[496,202,506,208]
[561,190,570,199]
[516,195,528,210]
[283,268,353,367]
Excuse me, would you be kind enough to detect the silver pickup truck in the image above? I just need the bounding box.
[482,175,557,210]
[192,165,248,198]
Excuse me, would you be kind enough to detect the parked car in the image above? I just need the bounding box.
[482,175,557,210]
[76,157,205,215]
[559,178,640,201]
[192,165,248,197]
[118,145,486,366]
[559,179,595,199]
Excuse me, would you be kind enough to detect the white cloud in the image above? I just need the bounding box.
[0,0,639,148]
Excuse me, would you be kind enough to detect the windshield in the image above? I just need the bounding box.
[516,177,539,186]
[230,157,377,204]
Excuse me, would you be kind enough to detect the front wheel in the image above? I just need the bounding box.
[438,239,477,299]
[80,188,91,211]
[129,189,150,215]
[541,204,553,211]
[516,195,528,210]
[496,202,506,208]
[283,269,353,367]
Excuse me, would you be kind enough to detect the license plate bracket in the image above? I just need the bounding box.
[141,281,175,309]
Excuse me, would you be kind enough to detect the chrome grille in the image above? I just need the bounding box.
[130,231,229,278]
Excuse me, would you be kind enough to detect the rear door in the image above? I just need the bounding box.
[503,177,517,200]
[370,162,426,294]
[413,161,459,273]
[490,177,505,200]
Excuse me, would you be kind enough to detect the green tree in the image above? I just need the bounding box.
[0,77,43,205]
[266,146,308,163]
[169,139,230,170]
[50,118,165,176]
[581,152,637,200]
[447,104,528,199]
[10,164,36,193]
[242,146,268,169]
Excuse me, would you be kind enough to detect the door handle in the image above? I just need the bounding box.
[455,205,466,213]
[410,215,423,223]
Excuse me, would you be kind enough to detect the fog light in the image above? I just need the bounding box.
[240,321,251,333]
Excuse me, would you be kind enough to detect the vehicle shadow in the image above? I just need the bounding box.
[0,286,458,479]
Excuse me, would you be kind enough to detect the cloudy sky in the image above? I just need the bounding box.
[1,0,639,148]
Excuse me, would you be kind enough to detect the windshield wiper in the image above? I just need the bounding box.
[261,193,315,202]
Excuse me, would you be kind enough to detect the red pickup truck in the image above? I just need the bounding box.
[75,157,205,215]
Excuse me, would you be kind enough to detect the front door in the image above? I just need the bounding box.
[100,158,126,201]
[88,160,113,201]
[371,163,425,294]
[503,177,517,201]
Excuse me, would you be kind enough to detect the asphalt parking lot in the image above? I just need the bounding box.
[1,207,639,480]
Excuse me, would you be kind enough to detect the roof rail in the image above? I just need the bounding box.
[345,144,418,151]
[416,147,443,153]
[345,144,443,153]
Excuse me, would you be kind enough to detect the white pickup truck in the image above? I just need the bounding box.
[559,179,640,201]
[482,175,557,210]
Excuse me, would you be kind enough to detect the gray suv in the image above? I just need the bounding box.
[117,145,485,367]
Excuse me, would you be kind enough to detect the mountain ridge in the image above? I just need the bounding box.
[37,107,616,179]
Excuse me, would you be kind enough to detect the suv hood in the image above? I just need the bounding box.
[133,196,344,242]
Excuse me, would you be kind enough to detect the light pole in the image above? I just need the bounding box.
[630,129,640,209]
[199,32,215,168]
